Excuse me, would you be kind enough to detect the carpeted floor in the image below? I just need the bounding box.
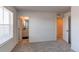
[12,40,74,52]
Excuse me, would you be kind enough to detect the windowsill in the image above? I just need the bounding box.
[0,35,13,48]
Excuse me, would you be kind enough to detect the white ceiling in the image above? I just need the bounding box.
[15,6,70,13]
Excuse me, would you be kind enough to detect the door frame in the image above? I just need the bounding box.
[68,16,71,44]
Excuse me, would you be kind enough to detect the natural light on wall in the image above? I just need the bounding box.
[0,6,13,46]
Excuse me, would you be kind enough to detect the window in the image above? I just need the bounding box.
[0,7,13,45]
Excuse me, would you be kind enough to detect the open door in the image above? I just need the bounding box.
[63,15,71,44]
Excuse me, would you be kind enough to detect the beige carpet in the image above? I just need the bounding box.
[12,40,74,52]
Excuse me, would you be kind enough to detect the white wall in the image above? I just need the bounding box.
[18,11,57,42]
[63,12,71,43]
[0,6,18,52]
[71,6,79,52]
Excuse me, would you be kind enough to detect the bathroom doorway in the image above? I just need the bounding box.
[18,16,29,40]
[22,20,29,39]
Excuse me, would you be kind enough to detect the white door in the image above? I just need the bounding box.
[63,16,69,43]
[63,11,71,44]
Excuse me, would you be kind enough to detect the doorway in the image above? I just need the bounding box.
[18,16,29,40]
[22,20,29,39]
[57,16,63,40]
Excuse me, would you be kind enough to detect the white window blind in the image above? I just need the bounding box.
[0,7,13,45]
